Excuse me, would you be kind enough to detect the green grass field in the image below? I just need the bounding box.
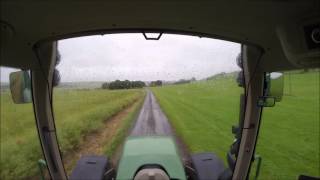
[152,71,319,180]
[0,88,144,179]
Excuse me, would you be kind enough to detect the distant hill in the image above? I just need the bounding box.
[56,81,104,89]
[1,82,104,91]
[205,71,239,81]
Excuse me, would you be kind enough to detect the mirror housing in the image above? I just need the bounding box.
[258,72,284,107]
[9,71,32,104]
[52,69,61,87]
[257,96,276,107]
[266,72,284,102]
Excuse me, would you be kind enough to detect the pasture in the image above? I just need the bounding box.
[152,71,319,179]
[0,88,144,179]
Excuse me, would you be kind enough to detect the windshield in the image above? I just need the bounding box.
[53,33,242,178]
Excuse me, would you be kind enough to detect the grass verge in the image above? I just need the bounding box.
[0,88,143,179]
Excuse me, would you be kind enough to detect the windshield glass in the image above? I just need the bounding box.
[53,33,242,178]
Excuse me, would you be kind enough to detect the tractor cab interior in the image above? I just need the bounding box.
[1,1,319,180]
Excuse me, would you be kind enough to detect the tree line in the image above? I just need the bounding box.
[102,80,146,90]
[149,80,162,87]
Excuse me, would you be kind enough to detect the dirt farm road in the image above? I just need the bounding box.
[131,89,173,136]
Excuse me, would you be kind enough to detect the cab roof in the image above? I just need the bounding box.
[1,1,319,71]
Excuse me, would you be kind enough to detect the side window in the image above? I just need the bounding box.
[250,69,320,179]
[0,67,46,179]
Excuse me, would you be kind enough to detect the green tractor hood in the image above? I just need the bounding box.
[116,136,186,180]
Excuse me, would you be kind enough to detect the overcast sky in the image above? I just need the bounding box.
[1,33,240,82]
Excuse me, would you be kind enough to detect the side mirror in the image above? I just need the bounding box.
[266,72,284,102]
[9,71,32,104]
[258,72,284,107]
[52,69,61,87]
